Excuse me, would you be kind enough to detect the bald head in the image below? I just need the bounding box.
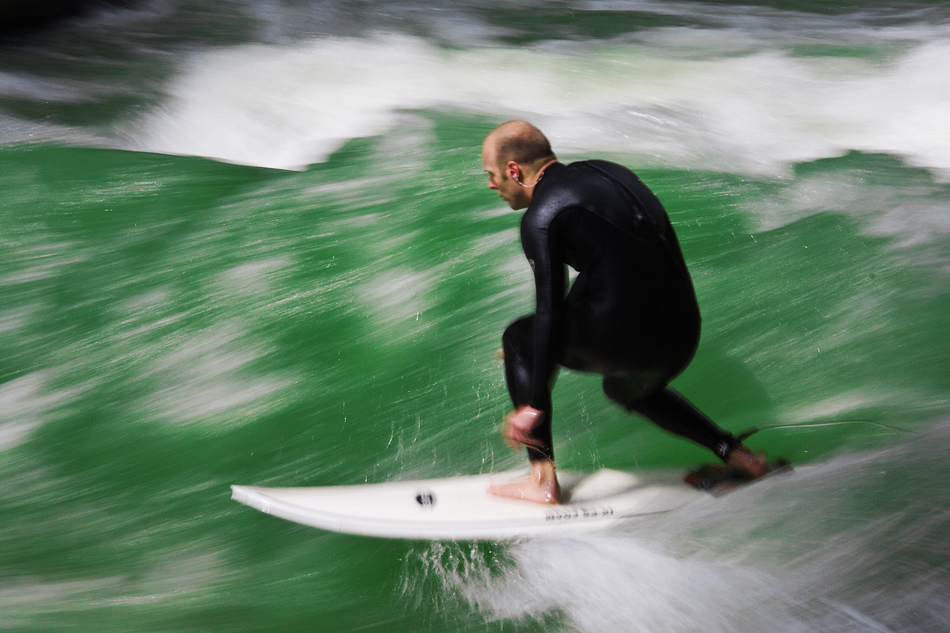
[481,120,559,210]
[483,120,557,172]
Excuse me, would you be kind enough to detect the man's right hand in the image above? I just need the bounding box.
[501,406,546,451]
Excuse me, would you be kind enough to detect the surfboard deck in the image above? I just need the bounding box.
[230,468,709,540]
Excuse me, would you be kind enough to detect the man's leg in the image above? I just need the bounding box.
[488,316,561,503]
[501,315,554,461]
[603,378,769,476]
[624,385,739,460]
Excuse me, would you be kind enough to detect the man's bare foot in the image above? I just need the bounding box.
[488,459,561,504]
[727,446,770,479]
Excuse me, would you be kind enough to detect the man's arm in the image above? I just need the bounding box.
[520,205,567,411]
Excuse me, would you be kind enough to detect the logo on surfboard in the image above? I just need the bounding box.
[544,506,614,521]
[415,491,436,508]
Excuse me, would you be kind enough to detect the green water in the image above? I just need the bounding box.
[3,0,950,629]
[2,117,949,631]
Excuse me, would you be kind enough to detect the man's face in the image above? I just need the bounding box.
[482,141,529,210]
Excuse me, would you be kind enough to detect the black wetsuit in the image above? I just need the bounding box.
[503,160,740,462]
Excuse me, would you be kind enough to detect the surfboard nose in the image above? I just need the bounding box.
[231,485,264,510]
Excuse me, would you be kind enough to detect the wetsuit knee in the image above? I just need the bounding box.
[602,373,664,409]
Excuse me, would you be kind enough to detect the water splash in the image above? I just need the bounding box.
[407,422,950,632]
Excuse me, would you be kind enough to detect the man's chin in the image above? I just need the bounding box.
[498,194,527,210]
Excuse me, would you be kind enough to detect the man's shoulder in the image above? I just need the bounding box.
[567,159,623,169]
[525,163,579,224]
[567,159,637,179]
[536,159,636,199]
[526,160,638,224]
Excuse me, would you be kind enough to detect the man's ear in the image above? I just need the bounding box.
[506,161,520,181]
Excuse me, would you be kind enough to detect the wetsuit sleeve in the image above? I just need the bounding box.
[520,204,568,411]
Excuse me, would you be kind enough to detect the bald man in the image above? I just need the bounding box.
[482,121,769,503]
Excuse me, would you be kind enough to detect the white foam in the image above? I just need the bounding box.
[417,532,788,633]
[781,390,894,424]
[414,425,950,632]
[0,71,97,102]
[0,540,228,615]
[358,266,436,327]
[132,27,950,176]
[744,169,950,257]
[138,322,294,430]
[0,372,85,451]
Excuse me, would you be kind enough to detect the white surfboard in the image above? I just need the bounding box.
[230,468,707,540]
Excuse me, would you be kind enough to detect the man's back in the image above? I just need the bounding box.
[521,159,701,373]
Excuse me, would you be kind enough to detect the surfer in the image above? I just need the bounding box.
[482,121,770,504]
